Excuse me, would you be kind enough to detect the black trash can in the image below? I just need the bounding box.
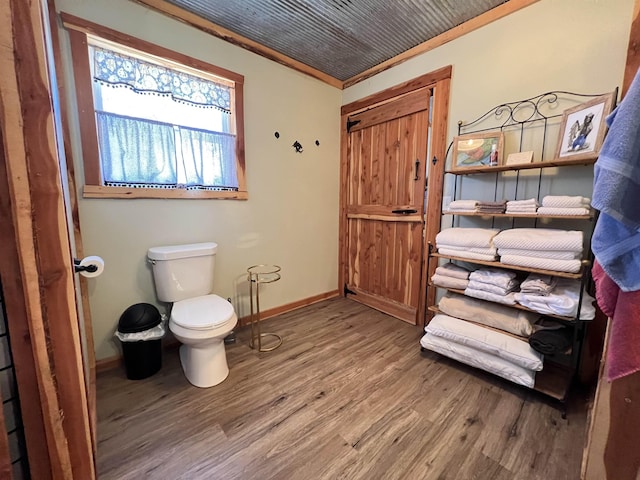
[117,303,162,380]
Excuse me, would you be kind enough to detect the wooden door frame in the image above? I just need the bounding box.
[0,0,95,478]
[339,66,451,327]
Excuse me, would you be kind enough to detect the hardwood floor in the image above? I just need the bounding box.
[97,297,587,479]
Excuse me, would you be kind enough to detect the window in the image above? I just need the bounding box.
[63,14,246,199]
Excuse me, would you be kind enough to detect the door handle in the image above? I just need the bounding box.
[414,159,420,181]
[391,209,418,215]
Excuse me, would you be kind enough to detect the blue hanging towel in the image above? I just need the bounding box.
[592,69,640,291]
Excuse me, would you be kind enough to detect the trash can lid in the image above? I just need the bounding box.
[118,303,161,333]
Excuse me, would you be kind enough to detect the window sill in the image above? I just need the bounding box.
[83,185,248,200]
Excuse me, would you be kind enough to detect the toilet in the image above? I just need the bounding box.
[147,242,237,388]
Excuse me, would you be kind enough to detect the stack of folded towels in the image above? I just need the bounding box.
[446,199,479,213]
[435,227,499,261]
[514,275,596,319]
[464,267,520,305]
[430,262,471,290]
[537,195,591,216]
[505,198,539,214]
[476,200,507,214]
[493,228,584,273]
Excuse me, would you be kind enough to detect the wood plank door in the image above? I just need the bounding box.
[344,89,430,324]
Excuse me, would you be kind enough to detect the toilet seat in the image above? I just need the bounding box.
[171,294,235,330]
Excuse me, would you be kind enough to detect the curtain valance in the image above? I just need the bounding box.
[92,46,231,113]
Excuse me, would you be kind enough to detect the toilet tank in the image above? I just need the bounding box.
[147,242,217,303]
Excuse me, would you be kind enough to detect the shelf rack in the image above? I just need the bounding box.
[425,89,617,413]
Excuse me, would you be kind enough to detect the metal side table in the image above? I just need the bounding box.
[247,264,282,352]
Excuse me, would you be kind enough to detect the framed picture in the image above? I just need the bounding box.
[554,92,616,162]
[451,131,504,171]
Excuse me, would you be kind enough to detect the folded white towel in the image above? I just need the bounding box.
[438,248,498,262]
[541,195,591,208]
[507,198,539,207]
[469,268,518,288]
[448,199,479,210]
[514,279,595,319]
[445,208,477,213]
[500,254,582,273]
[435,263,471,280]
[493,229,583,253]
[464,287,517,305]
[435,228,499,248]
[537,206,591,216]
[497,248,581,260]
[505,205,539,211]
[431,274,469,290]
[467,279,518,296]
[436,244,497,256]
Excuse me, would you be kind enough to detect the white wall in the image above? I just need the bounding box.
[55,0,342,359]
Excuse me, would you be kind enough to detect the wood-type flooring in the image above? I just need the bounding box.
[97,297,587,479]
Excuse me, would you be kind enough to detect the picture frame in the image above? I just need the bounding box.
[554,92,616,162]
[451,131,504,172]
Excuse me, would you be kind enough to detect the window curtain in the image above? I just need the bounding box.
[96,112,177,185]
[96,112,238,189]
[178,127,238,188]
[92,46,231,112]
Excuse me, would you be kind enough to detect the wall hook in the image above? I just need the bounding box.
[292,141,303,153]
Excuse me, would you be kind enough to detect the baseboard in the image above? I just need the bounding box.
[96,291,339,373]
[237,290,340,326]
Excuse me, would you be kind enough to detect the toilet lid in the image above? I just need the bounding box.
[171,294,235,330]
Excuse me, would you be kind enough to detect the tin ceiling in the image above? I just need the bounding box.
[160,0,509,82]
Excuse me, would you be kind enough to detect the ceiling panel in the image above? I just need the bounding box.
[163,0,508,81]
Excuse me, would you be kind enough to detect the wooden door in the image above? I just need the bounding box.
[344,89,430,324]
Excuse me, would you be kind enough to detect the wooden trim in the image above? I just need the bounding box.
[67,29,101,186]
[342,0,540,88]
[47,2,98,456]
[96,356,122,375]
[0,154,53,480]
[0,0,95,477]
[423,77,451,326]
[128,0,343,89]
[342,66,452,115]
[338,113,349,297]
[83,185,249,199]
[238,290,340,327]
[61,12,245,84]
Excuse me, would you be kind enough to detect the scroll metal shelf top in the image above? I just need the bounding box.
[247,264,281,283]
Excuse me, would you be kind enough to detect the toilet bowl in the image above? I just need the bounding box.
[170,294,237,388]
[147,242,237,388]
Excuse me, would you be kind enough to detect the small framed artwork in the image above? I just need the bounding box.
[451,131,504,172]
[554,92,616,162]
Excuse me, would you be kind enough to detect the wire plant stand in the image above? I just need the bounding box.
[247,264,283,352]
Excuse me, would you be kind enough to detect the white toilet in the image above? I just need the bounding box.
[147,242,237,388]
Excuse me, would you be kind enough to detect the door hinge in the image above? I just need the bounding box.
[346,118,361,133]
[344,284,356,296]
